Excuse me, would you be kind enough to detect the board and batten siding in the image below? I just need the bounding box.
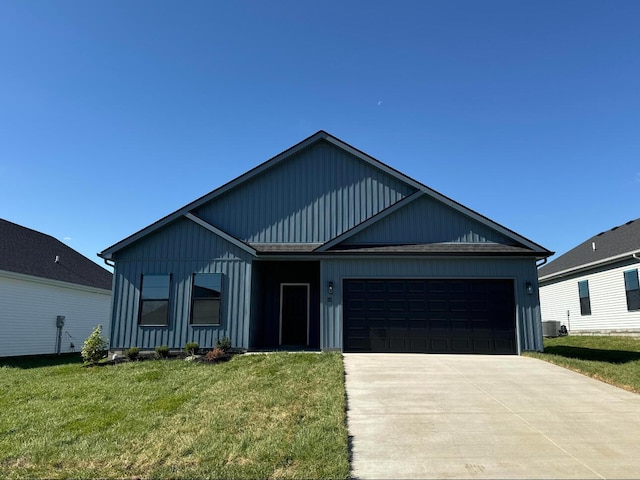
[320,257,543,353]
[111,217,253,350]
[0,271,111,357]
[345,195,512,245]
[540,259,640,333]
[193,140,416,243]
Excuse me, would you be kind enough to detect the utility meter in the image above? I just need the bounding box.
[56,316,65,328]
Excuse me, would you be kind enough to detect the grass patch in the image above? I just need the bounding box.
[0,352,349,479]
[525,336,640,393]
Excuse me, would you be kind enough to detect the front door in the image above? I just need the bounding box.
[280,283,310,346]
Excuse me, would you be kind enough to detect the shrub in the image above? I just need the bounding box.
[124,347,140,361]
[215,336,232,352]
[205,347,226,361]
[155,345,170,359]
[81,325,108,365]
[184,342,199,356]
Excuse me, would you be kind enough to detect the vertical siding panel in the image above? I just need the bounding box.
[111,218,253,351]
[193,140,414,243]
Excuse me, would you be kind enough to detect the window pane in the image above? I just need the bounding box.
[194,274,222,295]
[580,297,591,316]
[578,280,590,299]
[624,270,639,292]
[191,274,223,325]
[627,290,640,311]
[192,299,220,325]
[142,274,170,300]
[140,300,169,325]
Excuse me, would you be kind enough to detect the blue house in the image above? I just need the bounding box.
[99,131,551,354]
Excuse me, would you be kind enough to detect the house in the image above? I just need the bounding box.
[539,218,640,335]
[0,219,113,357]
[99,131,552,354]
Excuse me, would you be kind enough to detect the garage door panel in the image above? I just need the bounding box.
[343,279,516,354]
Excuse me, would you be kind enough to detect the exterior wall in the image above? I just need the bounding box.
[320,257,543,353]
[111,217,253,350]
[345,195,511,245]
[193,141,416,243]
[540,259,640,334]
[0,270,111,357]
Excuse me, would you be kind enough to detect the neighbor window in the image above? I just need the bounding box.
[624,269,640,311]
[191,273,223,325]
[578,280,591,316]
[139,274,171,326]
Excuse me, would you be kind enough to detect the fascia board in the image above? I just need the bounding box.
[315,191,425,252]
[99,132,328,258]
[0,269,112,295]
[100,130,551,258]
[539,250,640,283]
[322,134,550,255]
[184,213,257,256]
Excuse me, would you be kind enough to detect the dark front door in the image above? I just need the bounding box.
[280,284,309,346]
[343,278,516,354]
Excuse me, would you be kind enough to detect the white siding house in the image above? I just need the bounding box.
[0,219,113,357]
[539,219,640,335]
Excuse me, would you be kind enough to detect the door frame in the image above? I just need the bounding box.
[279,283,310,346]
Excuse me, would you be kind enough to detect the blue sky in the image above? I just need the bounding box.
[1,1,639,269]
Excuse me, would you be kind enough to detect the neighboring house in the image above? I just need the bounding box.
[539,218,640,335]
[99,131,552,355]
[0,219,113,357]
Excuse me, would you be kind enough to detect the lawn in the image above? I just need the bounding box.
[0,352,349,479]
[525,335,640,393]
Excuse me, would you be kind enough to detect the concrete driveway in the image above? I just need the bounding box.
[344,354,640,479]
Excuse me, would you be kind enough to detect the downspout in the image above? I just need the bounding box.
[103,258,115,268]
[633,252,640,261]
[536,257,548,268]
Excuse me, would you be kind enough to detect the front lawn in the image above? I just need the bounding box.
[0,352,349,479]
[525,335,640,393]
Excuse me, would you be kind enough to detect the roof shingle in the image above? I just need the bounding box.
[0,219,113,290]
[538,218,640,279]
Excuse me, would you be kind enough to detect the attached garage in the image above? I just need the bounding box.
[343,278,516,354]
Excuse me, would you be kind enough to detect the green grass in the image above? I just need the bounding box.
[0,352,349,479]
[525,335,640,393]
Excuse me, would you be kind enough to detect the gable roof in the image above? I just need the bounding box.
[0,218,113,290]
[538,218,640,281]
[100,130,552,260]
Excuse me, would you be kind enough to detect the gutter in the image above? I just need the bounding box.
[539,250,640,283]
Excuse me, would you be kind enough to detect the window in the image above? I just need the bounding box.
[578,280,591,316]
[191,273,222,325]
[624,269,640,311]
[139,274,170,326]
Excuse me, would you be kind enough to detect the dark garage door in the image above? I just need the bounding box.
[343,279,516,354]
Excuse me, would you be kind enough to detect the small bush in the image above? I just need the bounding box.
[124,347,140,361]
[205,347,226,361]
[215,336,232,352]
[155,345,170,359]
[81,325,108,365]
[184,342,199,356]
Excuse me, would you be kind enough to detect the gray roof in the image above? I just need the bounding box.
[100,131,552,260]
[247,242,535,255]
[538,218,640,280]
[328,243,538,255]
[0,218,113,290]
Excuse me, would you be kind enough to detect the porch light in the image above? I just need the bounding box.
[328,281,334,294]
[525,282,533,295]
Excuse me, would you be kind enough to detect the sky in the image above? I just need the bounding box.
[1,1,639,271]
